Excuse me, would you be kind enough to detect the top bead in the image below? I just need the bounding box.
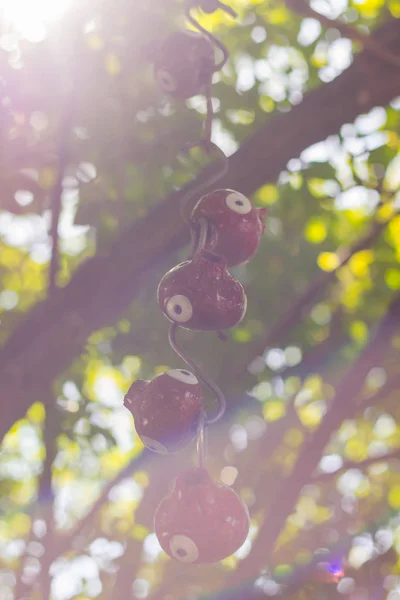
[153,30,215,100]
[190,189,267,267]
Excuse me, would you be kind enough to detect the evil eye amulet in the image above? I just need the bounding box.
[190,189,268,267]
[154,30,215,99]
[157,249,247,331]
[124,369,204,454]
[154,467,250,563]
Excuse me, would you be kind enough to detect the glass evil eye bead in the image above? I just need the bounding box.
[190,189,268,267]
[124,370,204,454]
[154,467,250,564]
[153,30,215,99]
[157,249,247,331]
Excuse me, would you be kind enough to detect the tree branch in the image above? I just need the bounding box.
[53,451,149,559]
[285,0,400,69]
[314,447,400,483]
[238,212,394,377]
[48,23,80,295]
[48,117,71,295]
[1,18,400,442]
[228,291,400,585]
[14,401,60,599]
[216,544,396,600]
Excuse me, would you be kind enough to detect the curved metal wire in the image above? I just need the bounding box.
[188,0,237,19]
[196,410,207,468]
[168,323,227,425]
[220,1,237,18]
[189,215,210,257]
[204,81,214,143]
[186,8,231,72]
[196,216,209,253]
[161,1,235,469]
[179,140,229,223]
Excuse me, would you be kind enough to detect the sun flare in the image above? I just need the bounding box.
[1,0,71,42]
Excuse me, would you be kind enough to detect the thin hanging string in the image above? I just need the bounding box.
[169,323,227,425]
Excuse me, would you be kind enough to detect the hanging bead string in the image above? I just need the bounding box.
[125,3,257,564]
[167,1,237,466]
[128,1,260,564]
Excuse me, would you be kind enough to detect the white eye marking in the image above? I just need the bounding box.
[156,69,177,92]
[169,535,199,563]
[167,369,198,385]
[165,295,193,323]
[225,192,252,215]
[140,436,169,454]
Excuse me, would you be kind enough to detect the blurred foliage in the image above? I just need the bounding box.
[1,0,400,599]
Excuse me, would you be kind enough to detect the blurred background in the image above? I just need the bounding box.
[1,0,400,598]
